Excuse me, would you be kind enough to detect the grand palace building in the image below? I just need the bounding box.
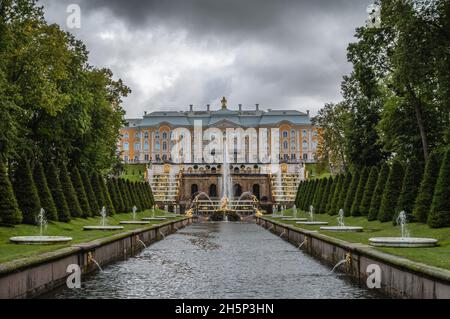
[118,98,318,213]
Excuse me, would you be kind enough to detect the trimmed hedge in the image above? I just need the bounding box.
[394,160,423,222]
[351,167,369,216]
[71,167,91,218]
[0,161,22,225]
[414,152,441,223]
[368,163,389,221]
[46,162,70,222]
[428,149,450,228]
[13,158,41,225]
[318,177,333,214]
[338,172,352,216]
[360,166,378,216]
[59,163,82,218]
[378,160,404,222]
[34,162,58,221]
[80,169,99,216]
[344,170,360,216]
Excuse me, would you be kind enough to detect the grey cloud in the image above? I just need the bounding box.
[38,0,372,117]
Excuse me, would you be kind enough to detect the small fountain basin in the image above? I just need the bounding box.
[320,226,363,232]
[10,236,73,245]
[142,217,167,221]
[282,218,308,221]
[119,221,150,225]
[369,237,438,248]
[83,226,124,231]
[296,221,329,226]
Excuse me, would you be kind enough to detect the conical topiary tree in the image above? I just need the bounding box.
[46,163,70,222]
[394,160,423,223]
[33,161,58,221]
[378,160,404,222]
[305,180,317,210]
[328,174,344,215]
[118,178,131,213]
[312,179,325,211]
[351,167,369,216]
[128,180,141,211]
[326,175,338,214]
[344,170,360,216]
[428,149,450,228]
[145,183,154,208]
[113,179,125,213]
[80,169,99,216]
[13,158,41,225]
[59,163,82,218]
[360,166,379,216]
[91,172,106,212]
[71,167,91,218]
[368,163,389,221]
[0,161,22,225]
[136,182,146,210]
[414,152,442,223]
[107,178,120,214]
[337,172,352,216]
[318,177,333,214]
[98,174,115,216]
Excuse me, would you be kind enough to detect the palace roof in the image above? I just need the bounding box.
[124,106,312,129]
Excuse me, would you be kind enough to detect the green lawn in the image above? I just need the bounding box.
[268,209,450,270]
[121,164,146,182]
[0,209,182,264]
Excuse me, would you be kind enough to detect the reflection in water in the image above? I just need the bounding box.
[48,223,380,299]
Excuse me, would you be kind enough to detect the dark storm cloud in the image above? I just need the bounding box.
[38,0,371,117]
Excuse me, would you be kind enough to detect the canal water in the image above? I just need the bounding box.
[47,222,380,299]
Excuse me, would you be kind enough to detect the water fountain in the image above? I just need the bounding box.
[120,206,150,225]
[282,204,307,221]
[296,205,329,226]
[320,209,363,232]
[142,205,167,221]
[83,207,124,231]
[10,208,73,244]
[369,211,438,247]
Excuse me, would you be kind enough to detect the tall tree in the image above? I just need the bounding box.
[80,169,99,216]
[344,170,360,215]
[360,166,379,216]
[395,160,423,222]
[59,163,82,218]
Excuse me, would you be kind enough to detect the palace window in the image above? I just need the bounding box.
[162,132,168,139]
[162,142,167,151]
[135,132,140,139]
[144,154,149,161]
[134,142,140,151]
[155,141,160,151]
[283,141,288,150]
[303,140,308,150]
[143,141,149,150]
[144,132,149,139]
[134,155,139,162]
[123,142,129,151]
[124,156,129,162]
[303,154,308,160]
[162,154,167,161]
[303,130,307,137]
[155,131,160,139]
[291,129,296,136]
[282,131,288,138]
[123,132,129,139]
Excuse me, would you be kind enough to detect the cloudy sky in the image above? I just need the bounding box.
[38,0,371,118]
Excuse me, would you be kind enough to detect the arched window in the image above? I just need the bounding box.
[283,131,288,138]
[124,155,129,162]
[209,184,217,198]
[234,167,240,174]
[233,184,243,197]
[135,132,140,139]
[134,142,140,151]
[303,140,308,150]
[303,130,307,137]
[162,154,167,161]
[123,142,129,151]
[162,132,168,139]
[123,133,129,139]
[191,184,199,199]
[144,132,149,139]
[163,142,167,151]
[283,141,288,150]
[134,155,139,162]
[155,131,160,139]
[155,141,160,151]
[253,184,260,200]
[291,129,296,136]
[143,141,149,150]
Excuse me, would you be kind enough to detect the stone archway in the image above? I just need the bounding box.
[233,184,242,197]
[209,184,217,198]
[191,184,199,199]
